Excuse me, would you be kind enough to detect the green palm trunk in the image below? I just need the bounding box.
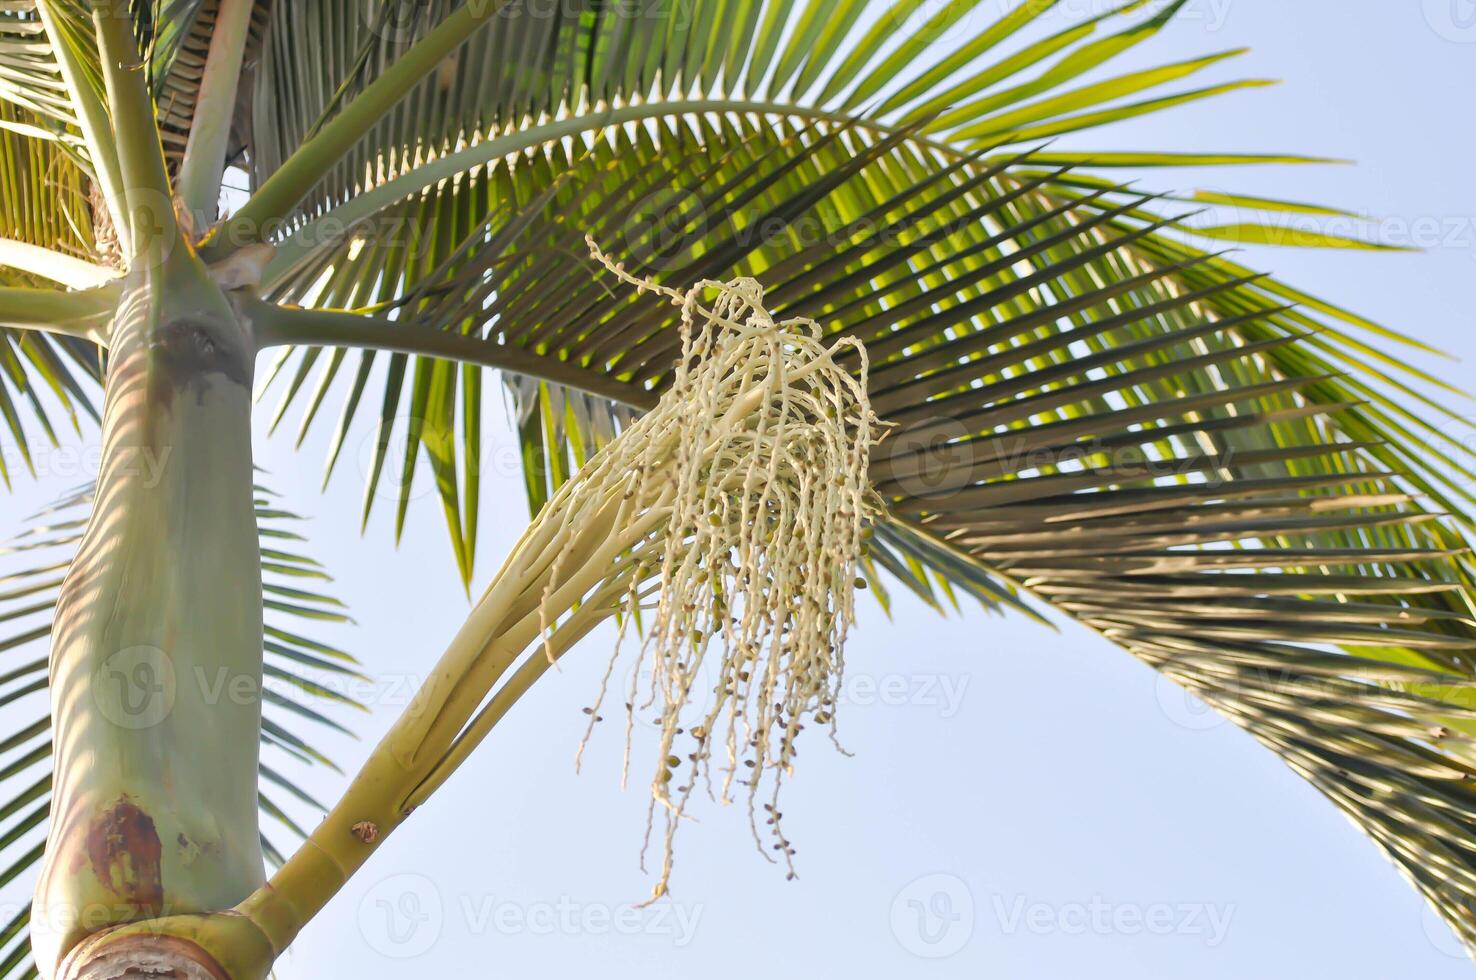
[33,254,265,975]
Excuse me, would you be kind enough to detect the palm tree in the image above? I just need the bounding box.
[0,0,1472,975]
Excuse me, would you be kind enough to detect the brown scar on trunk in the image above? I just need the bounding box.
[145,316,251,410]
[86,798,164,914]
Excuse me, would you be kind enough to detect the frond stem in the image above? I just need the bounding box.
[0,284,115,344]
[0,238,119,290]
[218,0,515,246]
[243,298,657,409]
[35,0,131,255]
[91,0,176,258]
[175,0,257,224]
[258,99,919,288]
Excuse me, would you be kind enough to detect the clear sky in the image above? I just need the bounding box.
[7,2,1476,977]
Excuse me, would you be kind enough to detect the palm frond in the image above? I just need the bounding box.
[0,5,111,484]
[0,305,100,494]
[254,76,1476,951]
[258,107,1470,569]
[246,0,1259,223]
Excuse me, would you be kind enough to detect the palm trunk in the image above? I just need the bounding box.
[32,251,266,979]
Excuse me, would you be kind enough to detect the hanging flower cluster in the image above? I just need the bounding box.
[543,238,881,899]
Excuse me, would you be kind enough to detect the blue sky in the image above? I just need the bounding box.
[8,2,1476,977]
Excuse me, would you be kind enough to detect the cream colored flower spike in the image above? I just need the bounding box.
[545,238,882,901]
